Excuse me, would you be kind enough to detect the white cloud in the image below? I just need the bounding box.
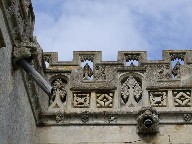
[32,0,192,61]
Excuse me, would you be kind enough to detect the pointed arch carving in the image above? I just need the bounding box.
[48,75,69,111]
[119,73,143,107]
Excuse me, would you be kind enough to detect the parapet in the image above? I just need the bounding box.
[30,50,192,126]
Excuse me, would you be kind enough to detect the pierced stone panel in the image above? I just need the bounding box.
[149,91,167,107]
[170,52,185,79]
[121,76,142,106]
[172,61,182,78]
[173,90,191,107]
[80,54,95,80]
[80,55,94,62]
[49,78,67,109]
[83,63,93,80]
[96,93,114,108]
[95,65,106,80]
[170,52,186,61]
[73,93,90,108]
[126,61,139,67]
[124,53,140,67]
[124,53,140,62]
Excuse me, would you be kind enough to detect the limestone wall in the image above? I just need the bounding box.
[36,125,192,144]
[0,7,36,144]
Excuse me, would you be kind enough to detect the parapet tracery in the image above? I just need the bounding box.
[37,50,192,126]
[121,75,142,106]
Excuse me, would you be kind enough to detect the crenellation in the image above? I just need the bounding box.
[43,52,58,65]
[118,51,147,63]
[163,50,192,64]
[40,50,192,126]
[73,51,102,64]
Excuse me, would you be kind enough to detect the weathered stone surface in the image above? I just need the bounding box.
[0,1,37,143]
[36,125,192,144]
[0,28,5,48]
[1,0,192,143]
[38,49,192,143]
[41,50,192,126]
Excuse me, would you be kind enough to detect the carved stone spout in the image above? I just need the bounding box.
[137,107,159,134]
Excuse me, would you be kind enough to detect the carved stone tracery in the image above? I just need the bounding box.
[173,90,191,107]
[172,61,181,78]
[73,93,90,108]
[49,78,67,109]
[149,91,167,107]
[121,76,142,106]
[124,53,140,62]
[80,55,94,62]
[83,63,93,80]
[170,52,186,61]
[3,0,192,132]
[97,93,114,108]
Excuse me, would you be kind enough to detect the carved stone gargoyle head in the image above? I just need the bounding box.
[137,107,159,134]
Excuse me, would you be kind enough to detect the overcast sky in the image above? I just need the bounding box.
[32,0,192,61]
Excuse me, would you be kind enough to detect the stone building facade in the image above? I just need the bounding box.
[1,0,192,143]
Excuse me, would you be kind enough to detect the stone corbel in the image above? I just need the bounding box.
[13,46,31,63]
[12,39,39,63]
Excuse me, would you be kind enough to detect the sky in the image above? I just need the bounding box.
[32,0,192,61]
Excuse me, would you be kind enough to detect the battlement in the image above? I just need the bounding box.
[34,50,192,126]
[43,50,192,72]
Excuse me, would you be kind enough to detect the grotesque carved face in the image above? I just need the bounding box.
[137,107,159,134]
